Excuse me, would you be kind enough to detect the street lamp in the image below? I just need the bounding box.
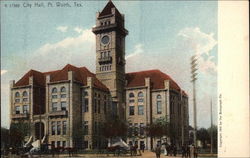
[190,55,198,146]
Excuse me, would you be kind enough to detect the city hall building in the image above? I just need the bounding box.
[9,1,189,150]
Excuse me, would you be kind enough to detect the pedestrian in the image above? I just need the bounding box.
[129,142,133,156]
[194,146,198,158]
[173,145,177,156]
[190,144,194,158]
[141,142,145,153]
[186,145,191,158]
[166,145,170,156]
[182,145,186,158]
[155,144,161,158]
[134,143,138,156]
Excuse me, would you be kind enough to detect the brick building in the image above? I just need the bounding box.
[9,1,189,150]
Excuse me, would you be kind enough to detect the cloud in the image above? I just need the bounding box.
[74,27,84,33]
[29,28,95,72]
[56,26,68,33]
[178,27,217,56]
[198,55,217,74]
[125,44,143,60]
[178,27,217,75]
[1,70,8,75]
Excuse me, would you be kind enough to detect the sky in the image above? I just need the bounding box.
[1,0,218,129]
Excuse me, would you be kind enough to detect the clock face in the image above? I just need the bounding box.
[101,35,110,45]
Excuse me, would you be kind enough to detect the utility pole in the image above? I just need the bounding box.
[190,55,198,146]
[210,98,213,154]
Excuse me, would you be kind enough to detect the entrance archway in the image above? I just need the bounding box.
[35,122,45,140]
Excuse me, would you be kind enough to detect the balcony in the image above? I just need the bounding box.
[12,113,29,119]
[98,57,112,64]
[49,110,68,117]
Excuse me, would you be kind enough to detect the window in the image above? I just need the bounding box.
[23,91,28,97]
[57,141,60,147]
[62,141,66,147]
[61,87,66,93]
[83,121,88,135]
[51,122,56,135]
[61,102,67,111]
[138,105,144,115]
[15,106,20,114]
[129,93,134,98]
[61,94,66,98]
[83,99,89,112]
[138,92,144,97]
[83,141,88,149]
[23,105,29,114]
[134,123,138,136]
[15,92,20,97]
[84,91,88,96]
[129,106,134,115]
[57,121,61,135]
[140,123,144,135]
[15,99,20,103]
[104,101,106,114]
[157,95,161,99]
[138,98,144,102]
[94,99,97,113]
[62,121,67,135]
[128,123,133,136]
[98,100,101,113]
[52,95,57,99]
[129,99,135,103]
[52,102,57,111]
[51,141,55,147]
[23,98,28,102]
[157,101,162,114]
[52,88,57,93]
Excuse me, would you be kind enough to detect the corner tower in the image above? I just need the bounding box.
[92,1,128,118]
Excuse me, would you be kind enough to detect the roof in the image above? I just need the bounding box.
[15,69,45,87]
[99,0,122,17]
[14,64,109,91]
[125,69,183,92]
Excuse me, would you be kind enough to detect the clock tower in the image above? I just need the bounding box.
[92,1,128,118]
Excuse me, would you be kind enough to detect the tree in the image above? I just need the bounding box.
[1,127,10,150]
[145,117,169,147]
[9,121,30,148]
[100,116,128,145]
[208,125,217,149]
[197,128,209,148]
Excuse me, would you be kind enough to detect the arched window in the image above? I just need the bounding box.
[61,87,66,93]
[129,93,134,98]
[138,92,144,97]
[23,91,28,97]
[15,92,20,97]
[157,95,161,99]
[52,88,57,93]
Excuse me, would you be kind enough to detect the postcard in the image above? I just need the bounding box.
[1,0,249,157]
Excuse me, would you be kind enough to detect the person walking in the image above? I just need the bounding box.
[173,145,177,157]
[194,146,198,158]
[182,145,186,158]
[141,142,145,153]
[190,144,194,158]
[155,144,161,158]
[186,145,191,158]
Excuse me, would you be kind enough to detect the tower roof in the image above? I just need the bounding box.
[99,0,122,17]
